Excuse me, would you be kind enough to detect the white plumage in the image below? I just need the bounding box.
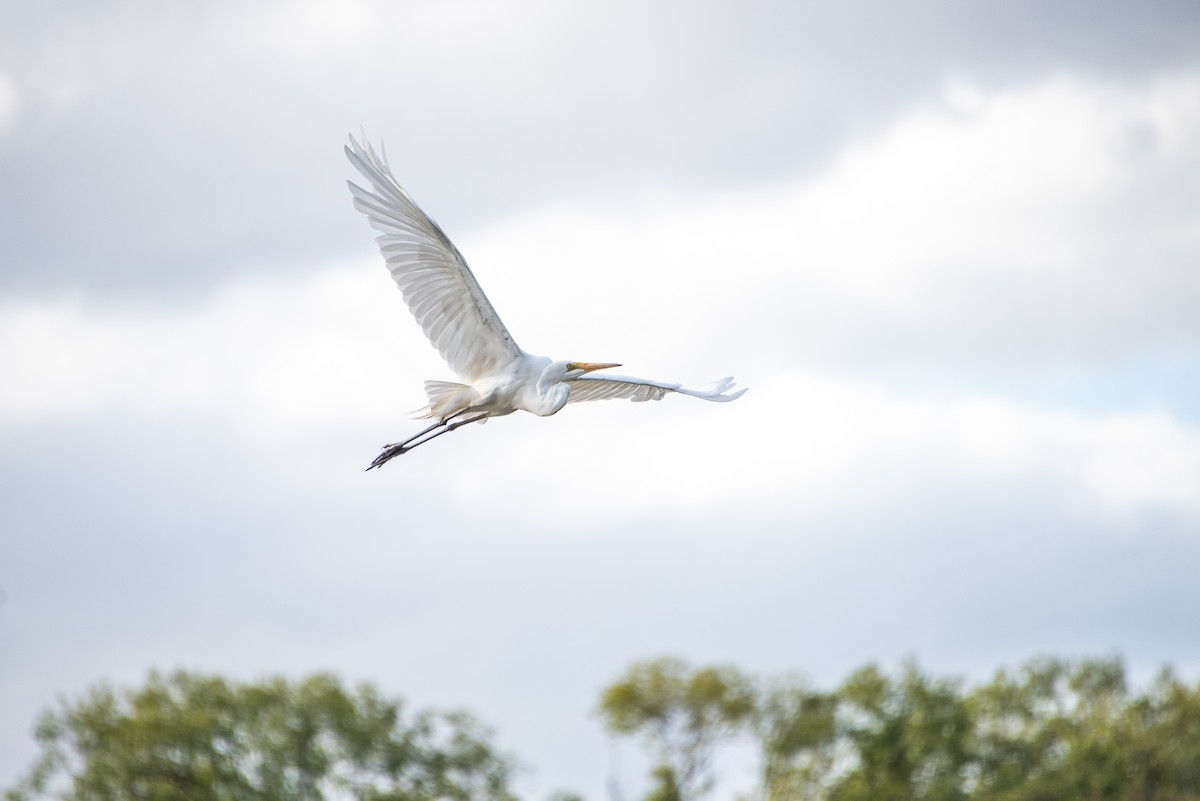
[346,133,746,468]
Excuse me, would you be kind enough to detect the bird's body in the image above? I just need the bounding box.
[346,133,746,468]
[423,356,570,420]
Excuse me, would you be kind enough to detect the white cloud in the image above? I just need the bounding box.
[0,263,425,437]
[226,0,377,50]
[433,369,1200,531]
[0,72,18,132]
[1073,411,1200,521]
[466,70,1200,373]
[3,281,1197,532]
[3,70,1198,530]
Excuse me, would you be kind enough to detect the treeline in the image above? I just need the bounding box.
[4,672,513,801]
[6,656,1200,801]
[600,656,1200,801]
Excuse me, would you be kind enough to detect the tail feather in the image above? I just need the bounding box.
[422,380,478,419]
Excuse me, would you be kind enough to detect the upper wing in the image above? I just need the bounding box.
[566,374,747,404]
[345,133,522,383]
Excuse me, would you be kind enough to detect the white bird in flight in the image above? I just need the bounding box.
[346,133,746,469]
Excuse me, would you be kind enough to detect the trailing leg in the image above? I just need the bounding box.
[365,410,484,470]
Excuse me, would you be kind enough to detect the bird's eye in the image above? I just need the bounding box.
[565,363,576,370]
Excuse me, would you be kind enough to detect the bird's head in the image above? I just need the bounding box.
[559,361,621,380]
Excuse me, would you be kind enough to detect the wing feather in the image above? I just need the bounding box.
[566,374,747,404]
[346,133,522,382]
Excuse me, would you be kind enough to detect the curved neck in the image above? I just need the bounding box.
[529,362,571,416]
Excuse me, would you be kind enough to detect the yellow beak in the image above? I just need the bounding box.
[574,362,621,373]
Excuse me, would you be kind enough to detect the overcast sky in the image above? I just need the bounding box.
[3,1,1200,798]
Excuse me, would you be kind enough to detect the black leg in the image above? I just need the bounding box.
[366,411,487,470]
[379,408,477,451]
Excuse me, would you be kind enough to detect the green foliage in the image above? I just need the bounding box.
[10,656,1200,801]
[966,657,1200,801]
[600,656,1200,801]
[546,793,587,801]
[828,662,972,801]
[756,677,838,801]
[5,671,516,801]
[599,657,755,801]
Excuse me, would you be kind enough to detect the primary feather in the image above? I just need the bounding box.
[566,374,746,404]
[345,135,522,383]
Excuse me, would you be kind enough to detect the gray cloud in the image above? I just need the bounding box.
[2,0,1198,296]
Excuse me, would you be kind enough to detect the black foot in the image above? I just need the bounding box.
[366,443,408,470]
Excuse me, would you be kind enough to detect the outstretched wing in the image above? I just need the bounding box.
[345,133,523,383]
[566,374,747,404]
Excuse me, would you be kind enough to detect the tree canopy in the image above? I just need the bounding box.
[8,657,1200,801]
[5,671,515,801]
[599,656,756,801]
[600,656,1200,801]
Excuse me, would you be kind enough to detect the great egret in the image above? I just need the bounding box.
[346,133,746,469]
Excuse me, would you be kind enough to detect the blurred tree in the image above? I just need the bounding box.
[607,656,1200,801]
[4,670,516,801]
[754,676,838,801]
[11,656,1200,801]
[827,662,972,801]
[598,656,755,801]
[968,657,1074,801]
[970,657,1200,801]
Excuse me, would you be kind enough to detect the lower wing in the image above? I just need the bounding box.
[565,374,747,404]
